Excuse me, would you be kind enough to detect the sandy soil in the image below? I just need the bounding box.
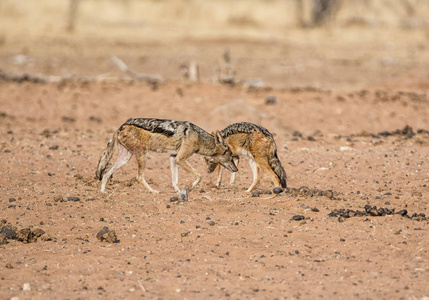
[1,20,429,300]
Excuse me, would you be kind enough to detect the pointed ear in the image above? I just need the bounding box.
[210,131,215,136]
[214,130,225,145]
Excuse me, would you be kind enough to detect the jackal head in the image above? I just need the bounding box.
[205,131,238,173]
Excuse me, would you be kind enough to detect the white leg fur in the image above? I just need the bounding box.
[170,156,181,193]
[246,157,260,193]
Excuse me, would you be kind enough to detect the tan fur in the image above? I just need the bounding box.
[206,122,287,192]
[96,118,238,193]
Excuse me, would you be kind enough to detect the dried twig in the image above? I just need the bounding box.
[110,55,164,85]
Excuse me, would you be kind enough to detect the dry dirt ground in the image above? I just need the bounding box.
[1,30,429,299]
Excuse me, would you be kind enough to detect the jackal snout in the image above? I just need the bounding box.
[206,131,238,173]
[205,154,237,173]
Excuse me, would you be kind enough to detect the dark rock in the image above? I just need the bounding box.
[396,209,408,217]
[273,187,283,194]
[265,96,277,105]
[67,197,80,202]
[0,224,17,239]
[291,215,305,221]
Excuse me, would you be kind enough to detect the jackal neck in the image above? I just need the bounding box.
[192,129,220,156]
[220,122,272,138]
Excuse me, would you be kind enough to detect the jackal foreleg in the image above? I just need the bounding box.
[229,156,239,185]
[215,164,223,188]
[175,152,202,191]
[170,155,181,193]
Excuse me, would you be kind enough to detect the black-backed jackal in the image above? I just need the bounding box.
[205,122,287,192]
[96,118,238,193]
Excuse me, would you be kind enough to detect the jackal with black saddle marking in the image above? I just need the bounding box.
[205,122,287,192]
[96,118,238,193]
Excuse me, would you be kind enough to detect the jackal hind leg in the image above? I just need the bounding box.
[170,155,181,193]
[175,149,202,191]
[246,157,260,193]
[254,156,281,189]
[135,149,159,193]
[100,143,132,193]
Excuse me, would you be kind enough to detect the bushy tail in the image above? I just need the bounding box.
[95,132,118,181]
[268,143,287,188]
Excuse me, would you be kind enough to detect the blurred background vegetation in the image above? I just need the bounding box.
[1,0,428,42]
[0,0,428,89]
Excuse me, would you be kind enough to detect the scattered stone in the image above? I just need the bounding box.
[5,263,13,269]
[323,190,334,199]
[291,215,305,221]
[17,228,33,243]
[337,125,424,141]
[40,233,56,242]
[0,224,17,239]
[96,227,118,243]
[32,228,46,238]
[208,221,216,226]
[23,283,31,291]
[170,196,179,202]
[396,209,408,217]
[265,95,277,105]
[273,187,283,194]
[298,186,311,196]
[67,196,80,202]
[53,195,64,202]
[328,205,426,222]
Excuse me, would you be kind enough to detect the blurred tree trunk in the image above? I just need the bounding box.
[312,0,339,26]
[67,0,80,32]
[295,0,305,27]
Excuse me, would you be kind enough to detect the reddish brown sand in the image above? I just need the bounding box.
[1,32,429,299]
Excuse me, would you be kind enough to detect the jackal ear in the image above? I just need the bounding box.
[214,130,225,146]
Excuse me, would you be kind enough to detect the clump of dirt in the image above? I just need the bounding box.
[253,186,339,200]
[96,227,118,243]
[337,125,429,140]
[0,219,55,244]
[328,205,428,221]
